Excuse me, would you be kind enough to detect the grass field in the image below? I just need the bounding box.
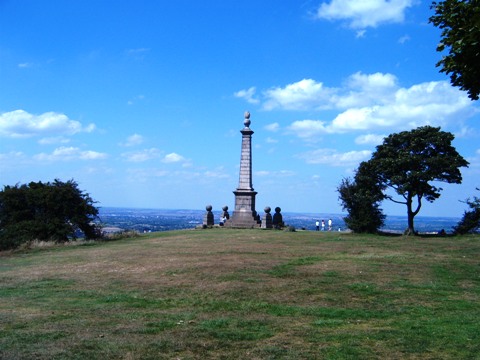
[1,229,479,359]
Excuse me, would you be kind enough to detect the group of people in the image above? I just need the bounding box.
[315,219,332,231]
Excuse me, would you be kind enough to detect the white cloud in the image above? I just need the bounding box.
[122,133,144,147]
[398,34,410,44]
[34,146,108,161]
[162,152,186,163]
[249,73,473,139]
[355,133,386,145]
[122,148,162,162]
[263,79,335,111]
[38,136,71,145]
[356,29,367,38]
[297,148,372,167]
[315,0,416,29]
[264,122,280,132]
[204,169,229,179]
[330,80,472,133]
[0,110,96,138]
[234,87,259,104]
[336,72,398,108]
[127,94,145,105]
[265,137,278,144]
[255,170,295,177]
[126,48,150,61]
[252,72,398,112]
[18,62,34,68]
[0,151,26,162]
[288,119,331,138]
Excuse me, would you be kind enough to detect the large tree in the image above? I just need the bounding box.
[429,0,480,100]
[366,126,468,234]
[338,161,386,233]
[0,179,101,250]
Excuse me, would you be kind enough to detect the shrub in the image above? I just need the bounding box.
[0,179,101,250]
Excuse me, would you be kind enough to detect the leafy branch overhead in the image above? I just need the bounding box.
[430,0,480,100]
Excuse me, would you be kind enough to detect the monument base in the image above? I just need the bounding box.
[224,190,261,228]
[224,210,261,228]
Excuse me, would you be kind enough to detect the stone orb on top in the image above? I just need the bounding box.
[243,111,251,128]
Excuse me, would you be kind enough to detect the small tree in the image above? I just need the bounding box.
[367,126,469,234]
[338,161,386,233]
[0,179,101,250]
[429,0,480,100]
[454,188,480,234]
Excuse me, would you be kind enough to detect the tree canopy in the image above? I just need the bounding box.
[429,0,480,100]
[366,126,468,234]
[0,179,101,250]
[454,188,480,234]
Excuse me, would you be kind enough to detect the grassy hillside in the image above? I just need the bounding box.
[1,230,479,359]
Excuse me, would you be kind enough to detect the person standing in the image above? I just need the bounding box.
[321,220,325,231]
[315,220,320,231]
[328,218,332,231]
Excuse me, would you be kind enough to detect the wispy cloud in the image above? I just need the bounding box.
[355,133,386,145]
[296,148,372,167]
[255,170,295,177]
[398,34,411,44]
[122,148,162,162]
[121,133,144,147]
[234,87,259,104]
[34,146,108,161]
[126,48,150,60]
[264,122,280,132]
[18,62,34,68]
[38,136,71,145]
[127,95,145,105]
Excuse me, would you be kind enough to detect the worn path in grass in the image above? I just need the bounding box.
[1,230,479,359]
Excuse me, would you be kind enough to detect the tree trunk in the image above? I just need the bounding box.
[406,195,416,235]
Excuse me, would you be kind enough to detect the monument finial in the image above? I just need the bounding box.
[244,111,251,128]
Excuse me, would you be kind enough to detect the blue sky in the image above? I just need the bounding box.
[1,0,479,217]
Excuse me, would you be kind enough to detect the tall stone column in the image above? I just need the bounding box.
[225,112,261,228]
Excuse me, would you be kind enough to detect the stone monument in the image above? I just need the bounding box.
[224,112,261,228]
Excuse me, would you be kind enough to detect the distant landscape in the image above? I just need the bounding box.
[97,207,461,234]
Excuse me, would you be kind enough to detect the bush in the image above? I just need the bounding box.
[454,191,480,234]
[0,179,101,250]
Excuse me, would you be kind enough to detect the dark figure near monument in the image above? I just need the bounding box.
[272,207,284,229]
[261,206,273,229]
[221,205,230,220]
[220,206,230,226]
[203,205,214,227]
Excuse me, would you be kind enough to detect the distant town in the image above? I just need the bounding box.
[97,207,461,235]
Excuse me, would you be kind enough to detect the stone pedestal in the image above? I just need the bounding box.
[203,205,214,227]
[261,206,273,229]
[272,207,284,229]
